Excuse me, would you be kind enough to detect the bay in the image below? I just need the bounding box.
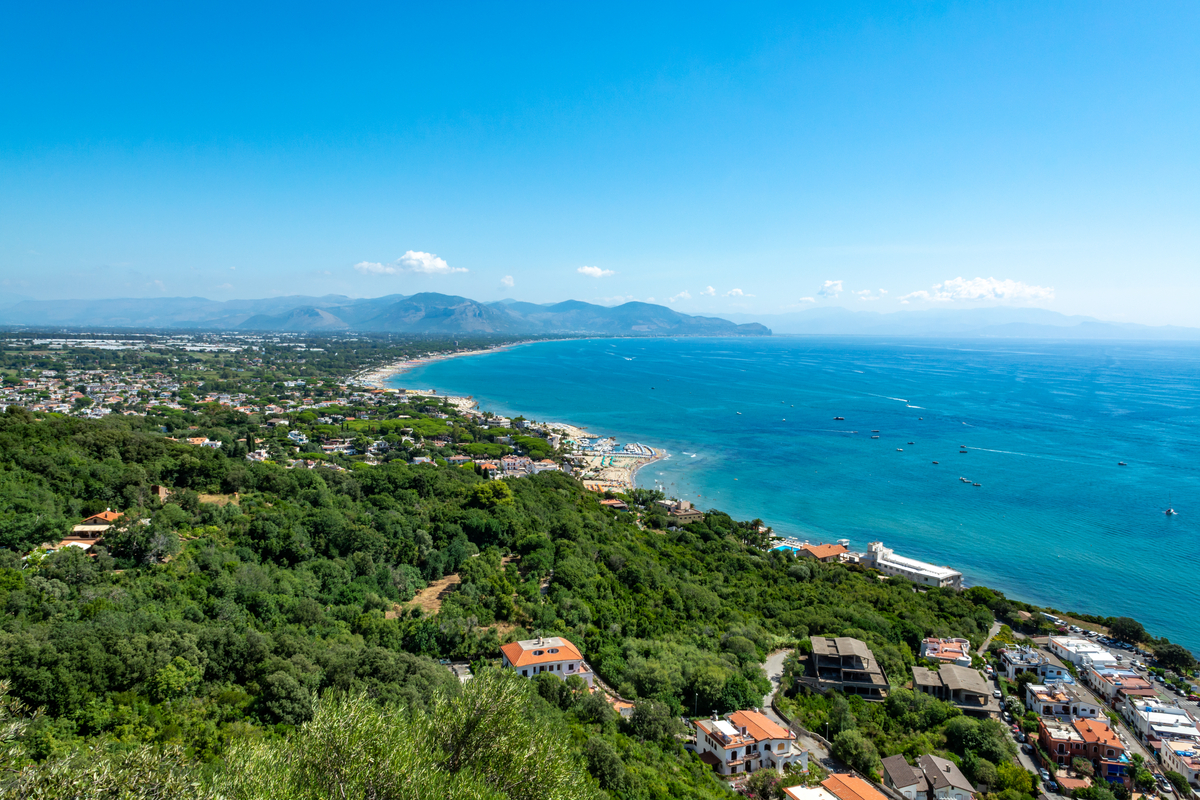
[391,336,1200,652]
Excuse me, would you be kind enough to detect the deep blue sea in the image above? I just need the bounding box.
[391,337,1200,652]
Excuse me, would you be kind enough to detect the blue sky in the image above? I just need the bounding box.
[1,2,1197,325]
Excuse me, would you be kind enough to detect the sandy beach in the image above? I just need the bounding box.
[350,341,532,390]
[349,342,666,494]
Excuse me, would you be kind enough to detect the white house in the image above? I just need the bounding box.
[1161,740,1200,788]
[1026,683,1101,719]
[500,636,594,687]
[920,638,973,667]
[1119,698,1200,749]
[693,709,807,777]
[1049,637,1118,669]
[851,542,962,589]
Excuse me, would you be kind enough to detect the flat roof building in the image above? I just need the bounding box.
[853,542,962,589]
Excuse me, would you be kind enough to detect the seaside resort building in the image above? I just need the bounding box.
[692,709,807,777]
[499,636,594,688]
[803,637,890,701]
[999,645,1071,683]
[847,542,962,589]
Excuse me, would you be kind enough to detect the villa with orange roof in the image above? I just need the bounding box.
[786,773,889,800]
[693,708,808,777]
[499,636,593,687]
[798,542,849,563]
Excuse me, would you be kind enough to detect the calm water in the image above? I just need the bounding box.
[393,337,1200,652]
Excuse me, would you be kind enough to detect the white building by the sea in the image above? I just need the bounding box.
[848,541,963,589]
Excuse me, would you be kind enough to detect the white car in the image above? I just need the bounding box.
[993,689,1002,698]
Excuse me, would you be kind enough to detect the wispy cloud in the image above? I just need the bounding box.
[500,275,514,288]
[856,289,880,302]
[798,297,815,303]
[900,276,1055,304]
[668,290,691,303]
[216,283,233,290]
[818,280,843,297]
[725,288,754,297]
[577,265,615,278]
[700,286,716,296]
[355,250,466,276]
[596,295,635,305]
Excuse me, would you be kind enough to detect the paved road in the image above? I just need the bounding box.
[979,619,1002,654]
[762,649,836,767]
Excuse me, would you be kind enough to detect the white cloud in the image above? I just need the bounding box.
[646,297,656,303]
[500,275,514,288]
[879,289,887,294]
[700,285,716,296]
[856,289,880,302]
[355,250,466,276]
[799,297,815,303]
[153,280,166,292]
[818,280,843,297]
[577,265,615,278]
[668,290,691,303]
[597,295,635,305]
[725,288,754,297]
[216,283,233,290]
[899,276,1055,304]
[229,265,237,270]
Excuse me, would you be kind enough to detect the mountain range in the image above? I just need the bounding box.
[0,293,771,336]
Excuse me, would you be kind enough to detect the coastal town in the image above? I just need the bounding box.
[4,335,1199,800]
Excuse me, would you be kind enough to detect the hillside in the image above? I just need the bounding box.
[0,292,771,336]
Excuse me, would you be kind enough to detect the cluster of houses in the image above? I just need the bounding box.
[0,368,183,418]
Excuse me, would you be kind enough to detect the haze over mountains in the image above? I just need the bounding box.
[722,306,1200,340]
[1,291,1198,340]
[0,293,771,336]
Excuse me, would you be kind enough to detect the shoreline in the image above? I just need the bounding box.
[350,341,537,389]
[355,344,670,493]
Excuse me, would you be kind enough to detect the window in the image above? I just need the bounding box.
[522,669,528,676]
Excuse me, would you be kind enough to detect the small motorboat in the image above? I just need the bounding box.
[932,461,939,465]
[871,435,880,439]
[959,450,968,453]
[872,430,880,433]
[1118,461,1127,466]
[1166,508,1177,516]
[834,416,844,420]
[973,482,982,487]
[907,441,915,444]
[896,448,903,452]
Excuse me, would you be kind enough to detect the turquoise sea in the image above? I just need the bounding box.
[391,337,1200,652]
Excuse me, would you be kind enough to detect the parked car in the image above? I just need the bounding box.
[1187,694,1200,701]
[1040,769,1051,782]
[1022,743,1033,754]
[993,689,1003,699]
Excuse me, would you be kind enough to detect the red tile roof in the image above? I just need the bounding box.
[500,637,584,668]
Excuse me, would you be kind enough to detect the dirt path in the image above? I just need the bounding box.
[407,573,461,614]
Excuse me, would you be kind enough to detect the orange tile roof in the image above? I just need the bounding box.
[1074,718,1122,749]
[728,709,794,742]
[81,510,121,524]
[500,637,584,668]
[803,543,848,559]
[822,774,889,800]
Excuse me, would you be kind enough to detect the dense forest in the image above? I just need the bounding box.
[0,400,1182,799]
